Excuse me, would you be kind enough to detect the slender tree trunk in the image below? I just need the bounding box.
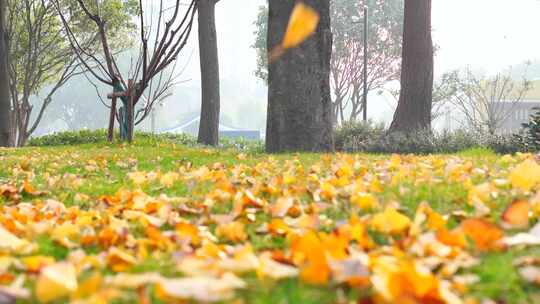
[0,0,11,147]
[266,0,334,152]
[197,0,220,146]
[389,0,433,133]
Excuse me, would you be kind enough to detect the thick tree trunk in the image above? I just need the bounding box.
[389,0,433,133]
[197,0,220,146]
[266,0,334,153]
[0,0,11,147]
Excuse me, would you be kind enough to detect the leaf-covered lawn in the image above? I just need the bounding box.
[0,140,539,303]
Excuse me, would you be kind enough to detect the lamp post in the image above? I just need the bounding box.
[362,5,368,122]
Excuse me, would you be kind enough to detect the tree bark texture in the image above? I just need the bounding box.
[0,0,11,147]
[266,0,334,153]
[197,0,221,146]
[389,0,433,133]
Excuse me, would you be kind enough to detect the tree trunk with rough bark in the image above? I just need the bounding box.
[389,0,433,133]
[0,0,10,147]
[197,0,220,146]
[266,0,334,153]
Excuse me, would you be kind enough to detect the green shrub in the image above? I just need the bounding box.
[482,133,524,154]
[27,129,264,153]
[436,130,480,153]
[515,107,540,152]
[219,137,265,154]
[334,120,385,151]
[363,129,440,154]
[27,130,110,146]
[143,132,198,146]
[337,125,524,155]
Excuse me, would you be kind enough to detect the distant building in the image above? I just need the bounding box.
[161,116,261,140]
[497,101,540,134]
[485,80,540,134]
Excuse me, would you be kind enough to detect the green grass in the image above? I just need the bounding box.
[0,137,539,303]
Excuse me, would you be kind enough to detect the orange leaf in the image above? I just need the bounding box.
[388,263,440,301]
[176,222,201,246]
[270,197,294,218]
[216,221,247,243]
[460,218,504,251]
[436,228,467,249]
[501,200,530,229]
[268,219,290,236]
[21,256,55,273]
[290,231,330,284]
[282,2,320,49]
[269,2,320,61]
[22,180,47,196]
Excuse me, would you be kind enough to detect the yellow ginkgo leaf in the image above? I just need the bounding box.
[21,256,55,273]
[156,272,246,302]
[160,172,179,188]
[257,252,299,280]
[501,200,530,229]
[509,159,540,191]
[128,171,147,185]
[216,221,248,243]
[282,2,320,49]
[350,192,379,210]
[35,262,78,303]
[371,207,411,234]
[270,2,320,61]
[0,226,34,254]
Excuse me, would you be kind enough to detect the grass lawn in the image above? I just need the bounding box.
[0,137,539,303]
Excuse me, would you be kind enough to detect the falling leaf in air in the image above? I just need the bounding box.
[269,2,320,61]
[282,2,320,49]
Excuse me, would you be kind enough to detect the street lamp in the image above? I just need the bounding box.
[344,5,369,122]
[362,5,368,122]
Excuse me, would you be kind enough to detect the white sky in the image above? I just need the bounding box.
[433,0,540,74]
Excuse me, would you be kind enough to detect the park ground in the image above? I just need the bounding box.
[0,137,539,303]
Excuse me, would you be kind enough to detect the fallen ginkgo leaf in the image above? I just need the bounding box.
[508,159,540,191]
[371,207,411,234]
[501,200,530,229]
[257,252,299,280]
[156,272,246,302]
[0,226,32,254]
[35,262,78,303]
[502,222,540,247]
